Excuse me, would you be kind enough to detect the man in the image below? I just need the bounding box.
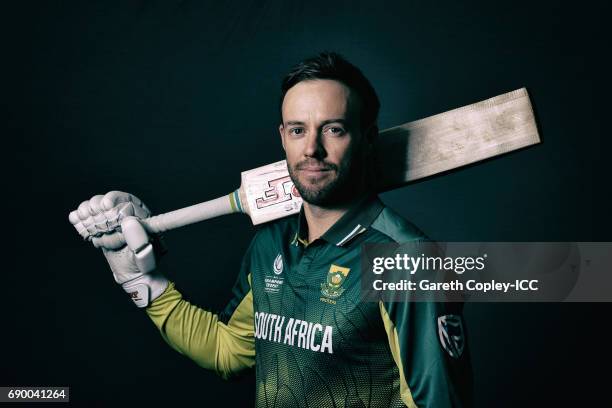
[70,52,472,407]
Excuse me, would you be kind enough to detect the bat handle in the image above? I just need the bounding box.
[140,188,247,234]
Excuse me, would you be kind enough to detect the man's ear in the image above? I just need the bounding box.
[279,124,286,151]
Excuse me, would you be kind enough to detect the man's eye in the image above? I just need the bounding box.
[326,127,345,135]
[289,128,304,135]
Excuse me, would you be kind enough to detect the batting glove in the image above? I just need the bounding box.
[68,191,168,307]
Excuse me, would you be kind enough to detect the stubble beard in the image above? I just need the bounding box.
[288,153,368,207]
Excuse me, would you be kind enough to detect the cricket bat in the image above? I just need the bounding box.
[137,88,540,234]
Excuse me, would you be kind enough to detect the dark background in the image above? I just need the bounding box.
[5,0,608,406]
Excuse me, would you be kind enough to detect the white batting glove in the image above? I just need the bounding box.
[68,191,168,307]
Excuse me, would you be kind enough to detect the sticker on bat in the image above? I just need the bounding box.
[255,176,298,209]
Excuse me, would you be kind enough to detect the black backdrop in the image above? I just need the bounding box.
[5,0,608,406]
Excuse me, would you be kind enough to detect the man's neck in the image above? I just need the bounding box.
[302,196,365,243]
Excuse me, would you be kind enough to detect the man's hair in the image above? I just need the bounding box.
[280,52,380,130]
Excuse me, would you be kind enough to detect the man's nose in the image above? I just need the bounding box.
[304,130,325,158]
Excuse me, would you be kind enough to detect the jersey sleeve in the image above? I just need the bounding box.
[145,237,257,380]
[378,242,473,408]
[379,300,472,407]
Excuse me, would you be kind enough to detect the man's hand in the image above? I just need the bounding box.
[68,191,150,245]
[68,191,169,308]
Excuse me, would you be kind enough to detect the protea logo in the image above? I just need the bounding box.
[273,254,283,275]
[321,264,351,299]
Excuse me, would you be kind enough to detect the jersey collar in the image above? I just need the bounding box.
[291,195,385,248]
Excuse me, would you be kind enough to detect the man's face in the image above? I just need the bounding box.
[279,79,371,206]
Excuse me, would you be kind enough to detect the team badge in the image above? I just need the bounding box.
[273,253,283,275]
[437,314,465,358]
[320,264,351,299]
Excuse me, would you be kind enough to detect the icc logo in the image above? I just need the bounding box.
[273,254,284,275]
[256,176,301,209]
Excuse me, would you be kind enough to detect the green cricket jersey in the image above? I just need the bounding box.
[146,195,472,407]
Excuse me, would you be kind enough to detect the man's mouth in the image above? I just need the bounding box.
[297,164,334,178]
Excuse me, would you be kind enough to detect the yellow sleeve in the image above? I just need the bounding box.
[145,275,255,380]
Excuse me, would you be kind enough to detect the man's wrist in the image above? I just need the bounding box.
[122,273,169,308]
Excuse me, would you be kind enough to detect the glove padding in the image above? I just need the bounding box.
[69,191,168,307]
[68,191,151,247]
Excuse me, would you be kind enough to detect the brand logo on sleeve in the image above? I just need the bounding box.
[437,314,465,358]
[320,264,351,301]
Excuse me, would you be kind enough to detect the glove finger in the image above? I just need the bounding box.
[103,191,150,217]
[89,195,105,215]
[104,206,123,231]
[77,199,99,236]
[82,215,98,235]
[93,203,132,235]
[77,200,92,221]
[74,222,91,239]
[117,202,135,219]
[113,201,150,227]
[133,202,150,219]
[93,212,112,234]
[84,195,110,234]
[102,202,134,233]
[68,210,91,239]
[128,195,151,217]
[92,231,126,250]
[68,210,80,226]
[101,191,134,211]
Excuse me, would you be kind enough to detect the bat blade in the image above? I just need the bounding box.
[374,87,539,191]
